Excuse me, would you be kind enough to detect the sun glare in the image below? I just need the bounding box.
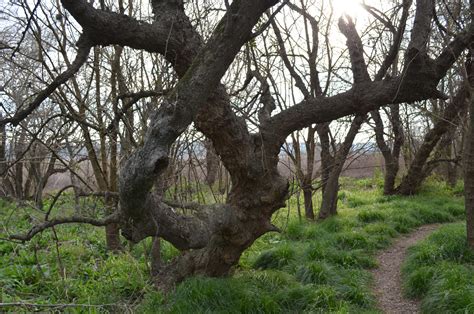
[331,0,364,19]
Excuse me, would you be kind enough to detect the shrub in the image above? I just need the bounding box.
[357,209,386,223]
[253,244,296,270]
[413,207,454,224]
[335,231,371,250]
[296,261,334,284]
[403,266,436,298]
[363,222,397,237]
[390,213,419,233]
[326,249,377,269]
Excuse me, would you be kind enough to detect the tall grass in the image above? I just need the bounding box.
[402,223,474,313]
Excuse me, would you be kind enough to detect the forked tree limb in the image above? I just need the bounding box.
[338,15,371,83]
[373,0,412,80]
[0,35,92,127]
[61,0,260,184]
[3,0,282,251]
[264,21,473,141]
[118,0,279,224]
[105,89,169,134]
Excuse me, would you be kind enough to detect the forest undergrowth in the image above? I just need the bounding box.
[0,176,467,313]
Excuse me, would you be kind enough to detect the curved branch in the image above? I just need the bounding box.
[396,85,469,195]
[44,184,76,220]
[435,26,474,78]
[264,25,473,141]
[9,213,119,242]
[270,18,311,98]
[105,89,169,134]
[338,16,371,83]
[0,35,92,127]
[374,0,411,80]
[61,0,192,75]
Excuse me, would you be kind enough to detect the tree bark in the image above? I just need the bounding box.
[0,112,6,197]
[319,17,369,219]
[317,123,333,195]
[303,127,316,220]
[150,236,161,276]
[319,115,365,219]
[114,0,285,287]
[396,85,469,195]
[303,185,314,220]
[465,45,474,249]
[371,105,404,195]
[437,127,458,187]
[14,129,26,200]
[288,128,316,220]
[204,139,219,186]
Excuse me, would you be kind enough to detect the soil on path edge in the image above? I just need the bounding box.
[371,224,440,314]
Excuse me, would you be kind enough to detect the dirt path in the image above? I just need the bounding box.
[371,224,440,314]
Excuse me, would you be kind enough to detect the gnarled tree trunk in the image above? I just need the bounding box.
[114,0,286,287]
[204,139,219,186]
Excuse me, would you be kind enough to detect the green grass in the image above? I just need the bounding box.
[402,223,474,313]
[0,177,466,312]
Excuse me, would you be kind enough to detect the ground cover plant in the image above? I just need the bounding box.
[402,223,474,313]
[0,178,466,312]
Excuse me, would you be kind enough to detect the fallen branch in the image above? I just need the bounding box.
[9,213,119,242]
[0,302,125,309]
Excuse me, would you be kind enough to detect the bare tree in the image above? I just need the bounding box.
[2,0,473,288]
[396,84,469,195]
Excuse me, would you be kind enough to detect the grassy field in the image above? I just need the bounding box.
[0,177,467,313]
